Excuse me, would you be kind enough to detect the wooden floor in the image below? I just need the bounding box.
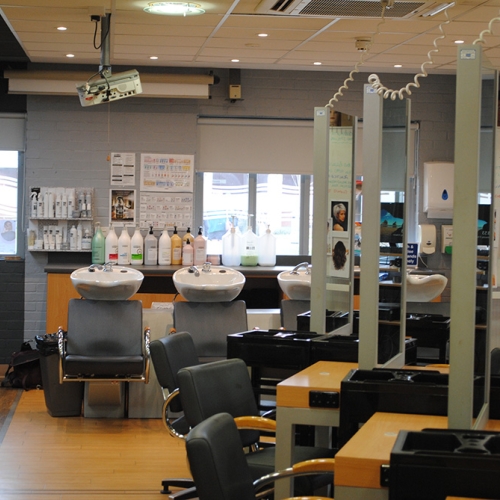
[0,389,192,499]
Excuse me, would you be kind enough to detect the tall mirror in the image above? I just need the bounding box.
[449,44,497,429]
[358,88,411,369]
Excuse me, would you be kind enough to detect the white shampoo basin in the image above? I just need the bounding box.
[173,265,245,302]
[70,265,144,301]
[277,268,311,300]
[406,273,448,302]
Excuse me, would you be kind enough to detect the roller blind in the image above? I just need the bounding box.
[197,117,314,174]
[0,113,26,151]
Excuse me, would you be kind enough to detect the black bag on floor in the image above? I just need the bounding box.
[2,341,42,390]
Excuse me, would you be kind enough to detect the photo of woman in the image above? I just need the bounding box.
[330,237,350,278]
[331,201,348,232]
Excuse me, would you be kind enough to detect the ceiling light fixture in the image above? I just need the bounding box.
[454,40,465,44]
[231,59,240,63]
[150,56,159,60]
[66,54,75,58]
[421,2,455,17]
[394,64,402,68]
[57,26,67,31]
[314,62,322,66]
[144,2,205,16]
[258,33,268,37]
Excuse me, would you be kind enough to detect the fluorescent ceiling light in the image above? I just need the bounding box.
[421,2,455,17]
[144,2,205,15]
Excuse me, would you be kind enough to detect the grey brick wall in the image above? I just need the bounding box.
[22,69,457,342]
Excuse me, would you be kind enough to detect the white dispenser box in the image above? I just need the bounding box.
[423,161,454,219]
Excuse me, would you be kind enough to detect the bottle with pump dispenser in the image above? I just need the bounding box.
[258,224,276,266]
[105,224,119,263]
[131,227,144,266]
[182,239,194,266]
[76,224,82,250]
[182,227,194,247]
[171,226,182,265]
[221,217,241,267]
[144,225,158,265]
[158,225,171,265]
[118,227,131,265]
[241,215,258,266]
[91,222,105,264]
[30,192,38,218]
[193,226,207,266]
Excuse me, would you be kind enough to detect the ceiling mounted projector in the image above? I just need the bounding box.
[77,13,142,107]
[76,70,142,107]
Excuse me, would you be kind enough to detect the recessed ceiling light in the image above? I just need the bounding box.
[150,56,159,60]
[313,62,322,66]
[57,26,67,31]
[454,40,465,44]
[231,59,240,63]
[258,33,268,37]
[394,64,402,68]
[66,54,75,58]
[144,2,205,16]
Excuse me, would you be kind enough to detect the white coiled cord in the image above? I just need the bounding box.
[368,7,452,100]
[474,15,500,45]
[326,1,388,109]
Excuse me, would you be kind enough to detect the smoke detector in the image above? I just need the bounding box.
[355,38,371,51]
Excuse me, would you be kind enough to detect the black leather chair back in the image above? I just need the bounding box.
[173,301,247,359]
[178,358,261,447]
[150,332,199,413]
[186,412,256,500]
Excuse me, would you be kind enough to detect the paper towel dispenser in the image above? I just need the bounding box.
[423,161,454,219]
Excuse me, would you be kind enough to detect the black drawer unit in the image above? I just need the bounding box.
[389,428,500,500]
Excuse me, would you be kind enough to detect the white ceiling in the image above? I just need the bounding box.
[2,0,500,75]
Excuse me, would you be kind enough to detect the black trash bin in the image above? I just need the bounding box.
[35,334,83,417]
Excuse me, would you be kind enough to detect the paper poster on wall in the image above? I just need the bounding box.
[139,192,193,231]
[140,153,194,192]
[329,236,350,278]
[331,201,349,235]
[110,189,136,226]
[0,219,16,254]
[110,152,136,186]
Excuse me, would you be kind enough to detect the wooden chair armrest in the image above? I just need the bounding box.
[234,416,276,432]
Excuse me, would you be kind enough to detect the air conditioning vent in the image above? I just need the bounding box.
[256,0,431,18]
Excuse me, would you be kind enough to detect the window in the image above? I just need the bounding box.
[0,151,21,256]
[202,173,309,256]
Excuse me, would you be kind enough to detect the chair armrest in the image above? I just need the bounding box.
[234,416,276,433]
[254,458,334,495]
[143,327,151,357]
[163,388,186,439]
[57,326,66,357]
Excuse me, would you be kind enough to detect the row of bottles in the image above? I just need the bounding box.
[30,187,92,219]
[91,224,208,266]
[221,216,276,267]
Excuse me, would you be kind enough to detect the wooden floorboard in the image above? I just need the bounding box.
[0,389,192,499]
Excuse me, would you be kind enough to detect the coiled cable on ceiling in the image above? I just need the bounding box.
[326,0,389,109]
[368,6,452,100]
[474,15,500,45]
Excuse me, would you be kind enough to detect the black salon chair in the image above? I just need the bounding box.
[172,300,247,361]
[150,332,199,498]
[58,299,150,383]
[186,412,335,500]
[176,358,335,497]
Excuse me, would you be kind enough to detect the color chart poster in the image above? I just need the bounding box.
[140,153,194,193]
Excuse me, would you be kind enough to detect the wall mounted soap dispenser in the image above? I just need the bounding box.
[423,161,454,219]
[418,224,437,254]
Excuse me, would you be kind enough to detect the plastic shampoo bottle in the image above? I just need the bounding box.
[118,227,131,265]
[241,215,258,266]
[131,227,144,266]
[258,225,276,267]
[193,226,207,266]
[158,225,171,265]
[105,224,119,264]
[171,226,182,265]
[182,238,194,266]
[221,218,241,267]
[91,222,105,264]
[144,225,158,266]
